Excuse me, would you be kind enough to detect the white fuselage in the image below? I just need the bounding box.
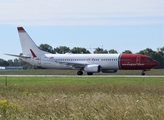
[22,53,120,70]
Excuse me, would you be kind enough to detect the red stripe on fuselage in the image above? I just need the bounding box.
[30,49,37,58]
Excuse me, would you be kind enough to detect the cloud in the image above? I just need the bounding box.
[0,0,163,26]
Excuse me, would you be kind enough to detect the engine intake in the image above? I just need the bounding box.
[84,64,101,73]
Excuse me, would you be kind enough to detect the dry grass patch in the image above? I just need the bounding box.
[0,84,164,120]
[0,76,164,119]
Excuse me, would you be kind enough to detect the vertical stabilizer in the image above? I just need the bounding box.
[17,27,48,55]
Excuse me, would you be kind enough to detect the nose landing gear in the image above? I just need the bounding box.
[141,71,145,75]
[141,69,150,75]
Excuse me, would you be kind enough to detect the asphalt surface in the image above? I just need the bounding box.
[0,75,164,77]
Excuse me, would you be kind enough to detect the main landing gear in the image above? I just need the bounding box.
[77,71,83,75]
[87,72,93,75]
[77,71,93,75]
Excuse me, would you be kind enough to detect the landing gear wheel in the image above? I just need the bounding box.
[77,71,83,75]
[141,72,145,76]
[87,72,93,75]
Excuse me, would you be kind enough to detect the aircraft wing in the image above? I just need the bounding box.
[55,61,86,68]
[5,54,31,58]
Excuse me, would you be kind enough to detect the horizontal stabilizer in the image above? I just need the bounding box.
[5,54,31,58]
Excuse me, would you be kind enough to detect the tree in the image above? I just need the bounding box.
[156,46,164,69]
[13,58,19,66]
[39,44,54,53]
[122,50,132,54]
[7,59,14,66]
[138,48,163,68]
[108,49,118,54]
[71,47,90,54]
[157,46,164,55]
[0,59,9,66]
[157,46,164,52]
[7,53,33,69]
[54,46,70,54]
[94,47,108,54]
[138,48,156,57]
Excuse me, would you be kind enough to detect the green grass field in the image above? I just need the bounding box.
[0,76,164,120]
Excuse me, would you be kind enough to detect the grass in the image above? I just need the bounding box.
[0,76,164,120]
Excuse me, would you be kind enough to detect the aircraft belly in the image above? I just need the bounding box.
[101,62,119,69]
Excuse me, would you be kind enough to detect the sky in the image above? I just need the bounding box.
[0,0,164,60]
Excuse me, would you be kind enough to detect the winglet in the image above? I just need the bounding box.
[30,49,37,58]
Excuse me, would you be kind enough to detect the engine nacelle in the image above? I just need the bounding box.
[84,64,101,73]
[102,70,117,73]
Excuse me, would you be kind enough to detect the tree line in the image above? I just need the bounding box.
[39,44,132,54]
[0,44,164,69]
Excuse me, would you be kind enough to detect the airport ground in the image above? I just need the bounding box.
[0,69,164,119]
[0,69,164,75]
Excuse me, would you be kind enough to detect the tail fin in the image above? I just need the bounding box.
[17,27,48,55]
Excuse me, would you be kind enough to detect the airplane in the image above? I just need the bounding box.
[5,27,159,75]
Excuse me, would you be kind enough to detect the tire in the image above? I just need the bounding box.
[87,72,93,75]
[77,71,83,75]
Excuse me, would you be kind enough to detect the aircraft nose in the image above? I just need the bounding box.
[154,60,159,67]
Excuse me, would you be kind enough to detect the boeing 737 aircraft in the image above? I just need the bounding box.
[6,27,159,75]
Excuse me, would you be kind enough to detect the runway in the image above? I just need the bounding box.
[0,75,164,77]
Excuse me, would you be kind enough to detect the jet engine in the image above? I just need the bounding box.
[102,70,117,73]
[84,64,101,73]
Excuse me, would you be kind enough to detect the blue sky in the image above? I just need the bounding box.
[0,0,164,60]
